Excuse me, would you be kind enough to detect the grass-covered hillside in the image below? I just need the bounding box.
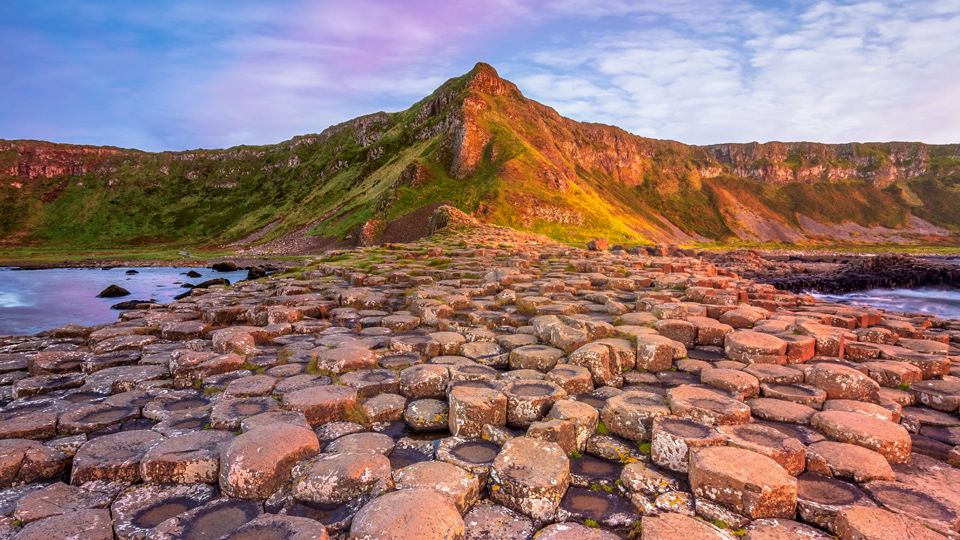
[2,63,960,256]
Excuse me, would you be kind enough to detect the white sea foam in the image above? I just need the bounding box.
[812,287,960,319]
[0,291,27,307]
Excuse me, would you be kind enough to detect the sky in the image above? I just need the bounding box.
[1,0,959,152]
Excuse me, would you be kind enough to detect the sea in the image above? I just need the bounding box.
[811,287,960,319]
[0,267,248,336]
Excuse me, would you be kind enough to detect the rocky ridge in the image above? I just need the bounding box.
[0,221,959,539]
[2,63,959,250]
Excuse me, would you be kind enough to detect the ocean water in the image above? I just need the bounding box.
[813,287,960,319]
[0,267,248,336]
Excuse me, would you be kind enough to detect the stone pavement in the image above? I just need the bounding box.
[1,224,959,539]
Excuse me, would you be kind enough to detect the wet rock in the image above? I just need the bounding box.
[227,514,329,540]
[147,497,263,540]
[111,483,218,540]
[437,437,501,485]
[97,284,130,298]
[555,486,636,529]
[689,445,797,519]
[212,261,238,272]
[404,398,449,431]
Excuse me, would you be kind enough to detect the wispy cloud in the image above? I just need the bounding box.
[0,0,958,150]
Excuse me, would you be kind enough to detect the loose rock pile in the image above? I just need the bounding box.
[1,224,959,539]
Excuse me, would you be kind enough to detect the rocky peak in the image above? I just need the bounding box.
[466,63,521,98]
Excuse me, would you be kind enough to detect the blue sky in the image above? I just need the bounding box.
[1,0,958,151]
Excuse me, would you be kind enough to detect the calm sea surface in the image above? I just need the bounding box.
[3,267,959,336]
[812,287,960,319]
[0,267,247,336]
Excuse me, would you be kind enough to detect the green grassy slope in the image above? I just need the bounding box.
[2,63,959,252]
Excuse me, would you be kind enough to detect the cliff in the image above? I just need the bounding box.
[2,63,959,250]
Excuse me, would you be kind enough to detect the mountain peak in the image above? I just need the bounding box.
[466,62,521,98]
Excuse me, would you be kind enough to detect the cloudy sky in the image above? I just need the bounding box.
[2,0,958,152]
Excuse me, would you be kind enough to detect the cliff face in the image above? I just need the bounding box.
[2,63,959,250]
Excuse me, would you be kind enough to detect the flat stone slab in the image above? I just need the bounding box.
[861,480,960,534]
[796,472,877,532]
[811,410,911,463]
[282,385,358,426]
[742,518,833,540]
[805,364,880,404]
[462,500,535,540]
[640,512,734,539]
[349,488,464,540]
[71,430,162,484]
[748,397,816,424]
[489,437,570,524]
[220,423,319,499]
[0,439,69,488]
[667,385,751,425]
[12,509,113,540]
[140,429,236,484]
[599,390,670,441]
[392,460,481,514]
[147,497,263,540]
[805,441,894,483]
[111,483,218,540]
[835,506,948,540]
[689,445,797,519]
[651,416,725,473]
[717,423,805,476]
[13,482,115,524]
[291,451,393,505]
